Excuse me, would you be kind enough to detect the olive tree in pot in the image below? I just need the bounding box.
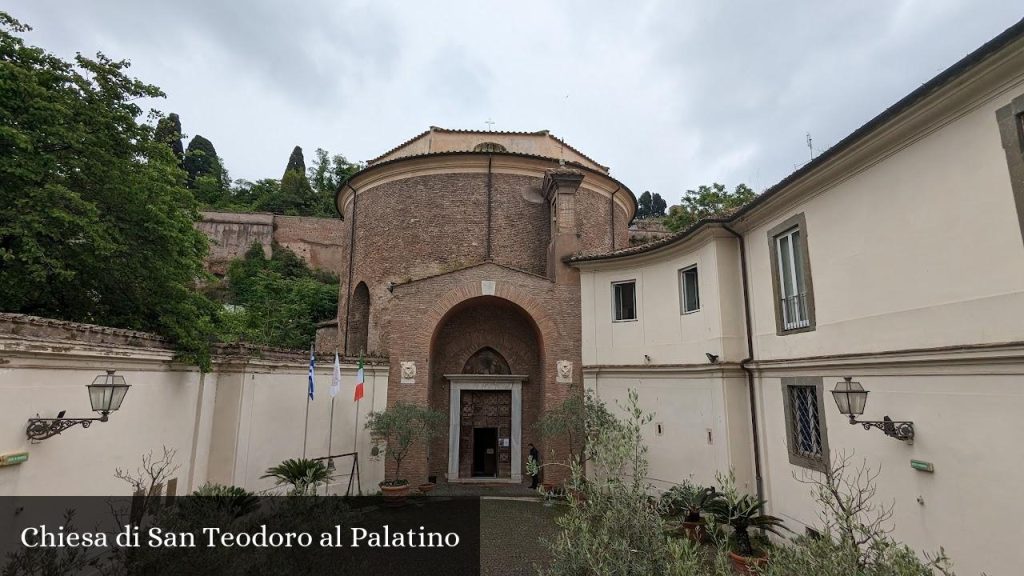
[532,386,615,496]
[706,470,790,575]
[659,480,720,542]
[365,402,443,500]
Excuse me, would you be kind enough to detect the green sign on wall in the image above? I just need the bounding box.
[0,451,29,467]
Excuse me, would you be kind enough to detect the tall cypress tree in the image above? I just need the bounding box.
[284,145,306,176]
[279,146,314,214]
[183,135,221,185]
[154,112,184,164]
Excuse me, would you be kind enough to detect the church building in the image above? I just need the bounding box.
[324,127,637,483]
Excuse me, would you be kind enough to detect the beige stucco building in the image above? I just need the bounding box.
[572,19,1024,576]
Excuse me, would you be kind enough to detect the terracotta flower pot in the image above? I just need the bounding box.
[679,520,706,543]
[380,482,410,506]
[418,482,436,494]
[728,551,768,576]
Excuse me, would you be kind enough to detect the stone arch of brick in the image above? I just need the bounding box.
[423,282,557,354]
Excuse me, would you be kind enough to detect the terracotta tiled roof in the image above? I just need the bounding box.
[366,126,609,172]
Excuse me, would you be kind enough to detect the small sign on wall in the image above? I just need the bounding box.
[499,438,510,448]
[0,451,29,467]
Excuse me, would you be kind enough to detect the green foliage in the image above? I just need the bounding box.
[0,12,220,369]
[533,386,615,468]
[637,191,653,218]
[759,453,959,576]
[0,510,91,576]
[761,536,957,576]
[213,243,338,349]
[182,142,360,216]
[188,483,260,519]
[660,480,720,522]
[635,191,667,219]
[261,458,332,495]
[154,112,184,163]
[542,389,677,576]
[183,134,224,186]
[651,192,667,217]
[663,182,756,232]
[308,147,361,216]
[706,470,789,557]
[365,402,443,482]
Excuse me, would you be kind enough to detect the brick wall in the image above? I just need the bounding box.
[197,212,344,275]
[334,159,631,484]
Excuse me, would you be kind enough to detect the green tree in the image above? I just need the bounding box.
[215,243,338,349]
[0,12,219,368]
[308,148,360,216]
[365,402,444,485]
[637,190,653,219]
[278,145,315,214]
[183,134,228,205]
[650,192,667,217]
[663,183,756,232]
[154,112,184,164]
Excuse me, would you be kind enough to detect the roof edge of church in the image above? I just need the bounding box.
[365,126,610,172]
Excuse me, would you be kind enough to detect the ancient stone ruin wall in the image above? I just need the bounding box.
[197,212,344,275]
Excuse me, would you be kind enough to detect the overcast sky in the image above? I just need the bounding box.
[9,1,1022,200]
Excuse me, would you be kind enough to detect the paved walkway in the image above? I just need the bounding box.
[428,481,542,498]
[480,498,565,576]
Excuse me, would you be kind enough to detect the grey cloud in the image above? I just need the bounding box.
[7,1,1022,199]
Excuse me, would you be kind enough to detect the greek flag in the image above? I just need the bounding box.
[307,345,315,401]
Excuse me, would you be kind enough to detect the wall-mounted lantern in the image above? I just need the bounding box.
[831,377,914,443]
[26,370,130,442]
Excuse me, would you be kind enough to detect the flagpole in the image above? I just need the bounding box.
[303,344,313,458]
[353,393,361,453]
[303,393,310,458]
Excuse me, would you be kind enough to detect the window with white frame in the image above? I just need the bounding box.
[769,213,815,333]
[612,280,637,321]
[679,266,700,314]
[782,377,829,472]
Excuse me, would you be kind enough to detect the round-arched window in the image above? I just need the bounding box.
[473,142,507,153]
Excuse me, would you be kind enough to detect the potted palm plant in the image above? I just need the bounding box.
[706,473,789,575]
[365,402,442,502]
[261,458,331,496]
[660,481,719,542]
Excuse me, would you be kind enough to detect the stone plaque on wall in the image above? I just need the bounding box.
[556,360,573,383]
[400,361,416,384]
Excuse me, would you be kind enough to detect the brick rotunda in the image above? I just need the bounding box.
[328,127,636,485]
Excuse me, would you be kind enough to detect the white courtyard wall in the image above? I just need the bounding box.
[0,316,386,496]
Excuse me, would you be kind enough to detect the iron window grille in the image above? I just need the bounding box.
[782,377,829,472]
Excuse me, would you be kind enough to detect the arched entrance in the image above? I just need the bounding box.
[428,296,543,482]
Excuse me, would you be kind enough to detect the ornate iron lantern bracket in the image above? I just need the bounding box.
[26,413,109,442]
[24,369,129,442]
[848,415,915,443]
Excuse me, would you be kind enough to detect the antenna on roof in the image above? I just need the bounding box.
[806,132,814,160]
[485,118,495,131]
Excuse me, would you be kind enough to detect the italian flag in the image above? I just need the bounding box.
[354,355,365,402]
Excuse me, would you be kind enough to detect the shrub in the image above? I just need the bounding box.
[261,458,331,495]
[365,402,443,484]
[542,389,679,576]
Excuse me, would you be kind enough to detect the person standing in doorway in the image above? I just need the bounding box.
[528,443,540,489]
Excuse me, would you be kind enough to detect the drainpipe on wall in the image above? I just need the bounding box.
[342,182,358,355]
[486,155,493,260]
[609,186,621,250]
[724,224,765,503]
